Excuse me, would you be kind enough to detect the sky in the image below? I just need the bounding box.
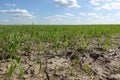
[0,0,120,24]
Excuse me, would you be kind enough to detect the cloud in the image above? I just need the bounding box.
[115,12,120,16]
[98,2,120,10]
[66,13,74,16]
[0,19,9,23]
[54,0,80,8]
[88,13,102,18]
[46,13,74,21]
[79,12,86,16]
[90,0,113,6]
[5,3,16,7]
[90,0,120,11]
[0,9,34,19]
[80,12,103,19]
[90,0,100,6]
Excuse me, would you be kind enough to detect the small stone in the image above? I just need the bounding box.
[107,74,120,80]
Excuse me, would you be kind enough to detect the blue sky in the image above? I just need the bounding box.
[0,0,120,24]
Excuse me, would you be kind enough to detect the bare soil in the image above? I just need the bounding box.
[0,36,120,80]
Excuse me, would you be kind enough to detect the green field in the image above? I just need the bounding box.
[0,25,120,50]
[0,25,120,79]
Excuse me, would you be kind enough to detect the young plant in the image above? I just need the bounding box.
[5,34,24,79]
[84,63,91,76]
[53,64,57,76]
[64,38,69,48]
[113,66,120,74]
[39,53,43,71]
[71,57,80,76]
[76,37,87,52]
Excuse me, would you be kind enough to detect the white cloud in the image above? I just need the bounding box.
[78,11,120,24]
[0,19,9,23]
[98,2,120,10]
[79,12,86,16]
[66,13,74,16]
[90,0,120,10]
[46,13,74,21]
[90,0,113,6]
[0,19,11,24]
[0,9,34,19]
[115,12,120,16]
[88,13,102,18]
[80,12,103,19]
[90,0,100,6]
[5,3,16,7]
[54,0,80,8]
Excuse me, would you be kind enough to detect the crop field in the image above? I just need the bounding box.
[0,25,120,80]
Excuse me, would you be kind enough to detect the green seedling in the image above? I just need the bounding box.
[53,64,57,75]
[24,44,30,53]
[5,34,24,79]
[5,64,16,80]
[72,57,80,69]
[5,57,24,79]
[71,57,80,76]
[102,43,110,51]
[39,53,43,71]
[84,63,91,76]
[113,66,120,74]
[13,59,24,77]
[64,38,69,48]
[76,38,87,51]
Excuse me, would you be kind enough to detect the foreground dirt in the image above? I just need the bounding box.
[0,37,120,80]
